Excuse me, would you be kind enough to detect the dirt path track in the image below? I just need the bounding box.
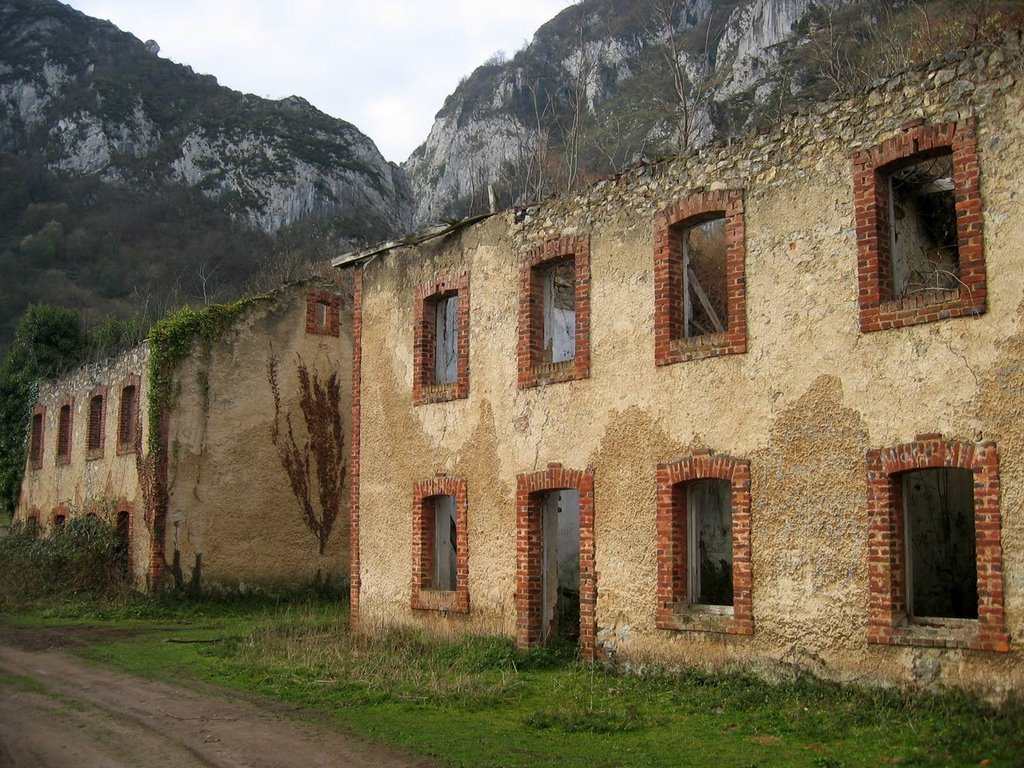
[0,629,433,768]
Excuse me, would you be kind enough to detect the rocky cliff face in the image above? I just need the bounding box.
[0,0,413,238]
[403,0,859,227]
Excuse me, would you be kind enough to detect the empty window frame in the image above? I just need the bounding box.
[305,291,340,336]
[518,237,591,388]
[866,435,1008,652]
[656,451,753,635]
[411,476,469,613]
[902,468,977,620]
[117,381,139,453]
[86,391,105,458]
[687,479,734,609]
[852,120,985,332]
[55,400,73,464]
[654,191,746,365]
[413,274,470,404]
[28,406,45,470]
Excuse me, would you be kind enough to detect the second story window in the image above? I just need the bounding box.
[117,382,139,453]
[28,407,45,470]
[86,391,105,459]
[518,236,591,388]
[654,190,747,366]
[413,274,470,405]
[56,401,72,465]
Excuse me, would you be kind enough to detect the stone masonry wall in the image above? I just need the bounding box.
[351,39,1024,697]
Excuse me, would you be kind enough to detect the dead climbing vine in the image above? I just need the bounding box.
[268,352,344,555]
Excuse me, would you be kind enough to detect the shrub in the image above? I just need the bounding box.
[0,515,130,607]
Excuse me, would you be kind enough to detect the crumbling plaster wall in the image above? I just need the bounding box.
[165,282,352,589]
[15,344,151,583]
[355,42,1024,695]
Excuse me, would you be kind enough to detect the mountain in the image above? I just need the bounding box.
[403,0,1023,227]
[0,0,413,236]
[0,0,417,349]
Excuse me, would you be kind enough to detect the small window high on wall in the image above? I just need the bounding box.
[86,393,104,457]
[28,409,44,470]
[888,152,959,300]
[541,258,576,364]
[434,295,459,386]
[118,383,138,452]
[413,274,469,405]
[56,402,72,464]
[517,236,591,388]
[902,468,977,620]
[852,120,986,332]
[676,217,728,339]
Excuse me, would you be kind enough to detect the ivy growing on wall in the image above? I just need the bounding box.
[146,296,270,457]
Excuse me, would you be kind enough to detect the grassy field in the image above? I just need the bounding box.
[2,595,1021,768]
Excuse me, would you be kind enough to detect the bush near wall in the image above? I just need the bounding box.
[0,516,130,607]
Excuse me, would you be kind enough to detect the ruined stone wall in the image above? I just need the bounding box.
[164,281,352,590]
[16,344,151,583]
[352,41,1024,696]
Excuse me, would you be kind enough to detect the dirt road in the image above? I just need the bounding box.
[0,625,434,768]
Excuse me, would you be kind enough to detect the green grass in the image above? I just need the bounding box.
[3,596,1021,767]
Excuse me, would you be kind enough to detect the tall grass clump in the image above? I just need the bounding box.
[0,516,130,607]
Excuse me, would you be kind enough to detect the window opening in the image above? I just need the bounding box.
[315,300,329,328]
[677,216,728,338]
[902,467,977,620]
[542,259,576,364]
[56,404,72,460]
[87,394,103,452]
[53,513,66,528]
[118,385,137,448]
[29,412,43,467]
[541,489,581,644]
[433,295,459,385]
[888,151,959,300]
[432,495,458,591]
[115,510,131,573]
[27,516,39,538]
[687,479,734,607]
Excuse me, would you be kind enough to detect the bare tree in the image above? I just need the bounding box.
[647,0,714,152]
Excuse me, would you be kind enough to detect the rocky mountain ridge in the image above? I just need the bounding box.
[402,0,1017,227]
[0,0,413,238]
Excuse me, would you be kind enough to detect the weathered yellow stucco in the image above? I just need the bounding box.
[16,280,351,591]
[16,345,151,582]
[352,45,1024,695]
[165,282,352,589]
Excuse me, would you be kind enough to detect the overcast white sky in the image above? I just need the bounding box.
[64,0,569,163]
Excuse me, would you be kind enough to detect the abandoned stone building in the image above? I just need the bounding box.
[336,44,1023,696]
[16,280,351,589]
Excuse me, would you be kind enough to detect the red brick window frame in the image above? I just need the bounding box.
[654,190,747,365]
[515,463,597,660]
[852,119,985,333]
[86,386,107,460]
[55,398,73,466]
[413,274,470,405]
[517,237,591,388]
[28,404,45,470]
[305,291,340,336]
[50,504,70,531]
[411,475,469,613]
[116,375,141,455]
[866,434,1008,652]
[656,450,754,635]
